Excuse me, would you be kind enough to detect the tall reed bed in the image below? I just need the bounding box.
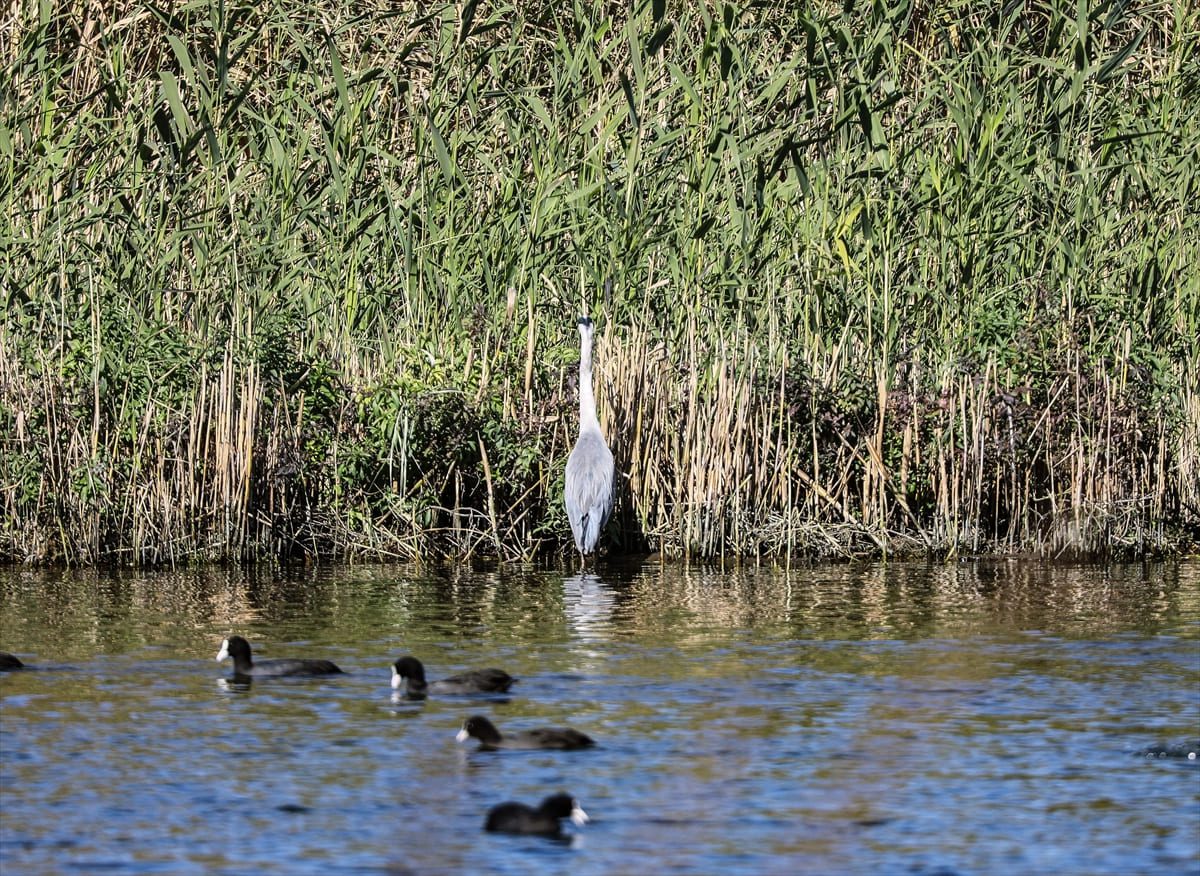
[1,0,1196,563]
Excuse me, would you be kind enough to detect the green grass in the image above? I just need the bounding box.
[1,0,1197,564]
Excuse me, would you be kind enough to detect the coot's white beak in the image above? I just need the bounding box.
[570,802,589,826]
[215,639,229,662]
[455,728,469,743]
[390,665,403,690]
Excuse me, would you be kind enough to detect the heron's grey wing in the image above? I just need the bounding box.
[565,437,614,550]
[592,450,615,529]
[596,460,614,530]
[564,466,588,549]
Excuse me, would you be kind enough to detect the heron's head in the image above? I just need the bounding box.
[577,316,594,335]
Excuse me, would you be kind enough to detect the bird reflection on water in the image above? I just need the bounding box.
[563,573,616,643]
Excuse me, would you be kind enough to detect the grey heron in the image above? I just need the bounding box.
[564,315,614,562]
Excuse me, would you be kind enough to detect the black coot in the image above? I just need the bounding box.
[456,715,594,750]
[390,656,515,697]
[215,636,343,677]
[485,793,589,835]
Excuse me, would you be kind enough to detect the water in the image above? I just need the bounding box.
[1,560,1197,875]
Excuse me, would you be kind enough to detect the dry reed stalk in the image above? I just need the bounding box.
[586,314,1190,560]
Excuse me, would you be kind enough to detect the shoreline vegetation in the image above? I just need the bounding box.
[2,1,1197,565]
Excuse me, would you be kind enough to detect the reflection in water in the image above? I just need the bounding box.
[216,676,253,693]
[590,559,1200,642]
[0,560,1197,875]
[563,573,615,641]
[2,560,1194,656]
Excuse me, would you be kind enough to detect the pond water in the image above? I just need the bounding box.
[1,559,1197,875]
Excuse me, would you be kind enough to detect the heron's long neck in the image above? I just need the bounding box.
[579,332,601,434]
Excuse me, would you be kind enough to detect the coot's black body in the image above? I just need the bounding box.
[216,636,343,677]
[456,715,595,751]
[485,793,589,835]
[390,656,515,697]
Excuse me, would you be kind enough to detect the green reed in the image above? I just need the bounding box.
[1,0,1196,563]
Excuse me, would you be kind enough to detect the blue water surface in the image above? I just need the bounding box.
[1,560,1197,875]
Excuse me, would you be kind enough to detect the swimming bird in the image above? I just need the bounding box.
[215,635,343,677]
[0,652,24,671]
[456,714,595,750]
[390,656,515,697]
[564,315,615,562]
[485,792,589,835]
